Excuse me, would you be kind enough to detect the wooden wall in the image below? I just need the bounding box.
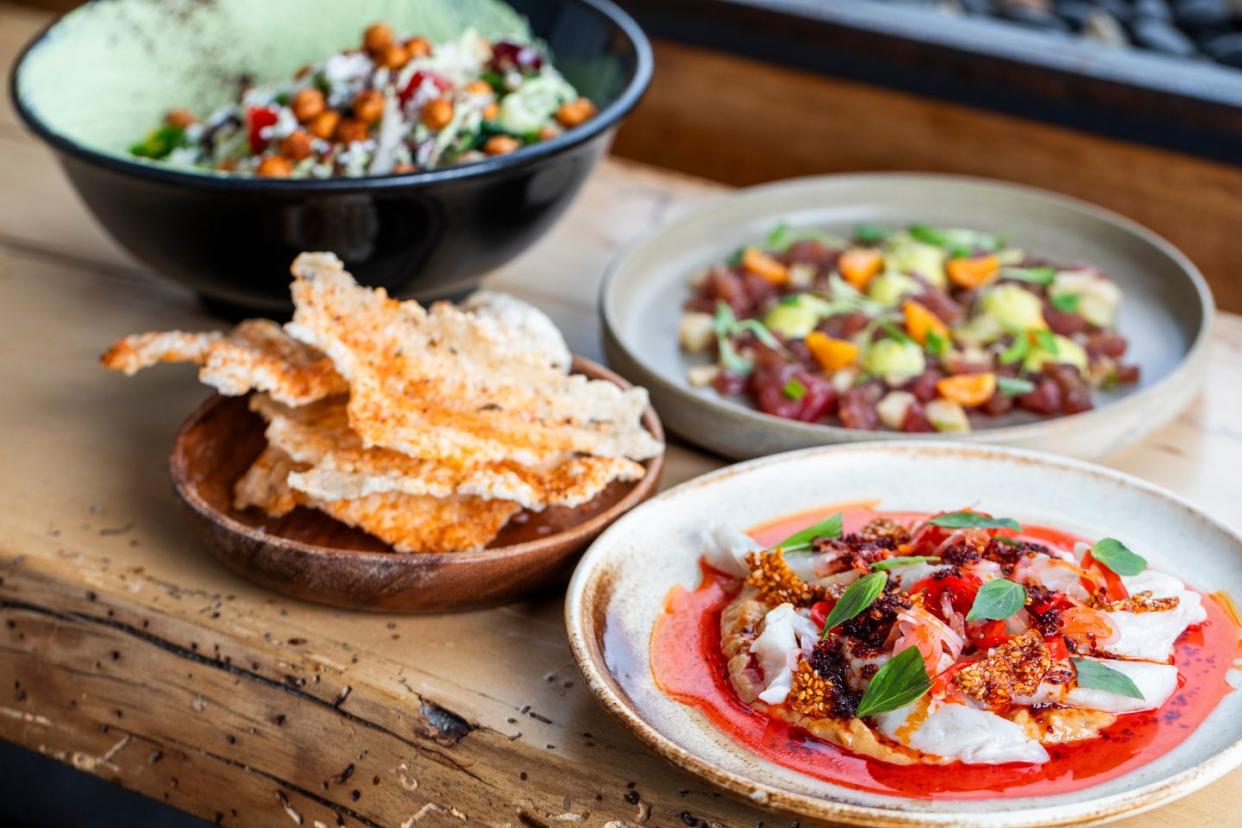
[612,40,1242,311]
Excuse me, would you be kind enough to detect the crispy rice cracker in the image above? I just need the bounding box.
[101,319,347,406]
[249,394,645,510]
[285,253,662,466]
[233,445,519,553]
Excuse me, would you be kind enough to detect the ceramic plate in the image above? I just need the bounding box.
[600,174,1212,460]
[565,442,1242,826]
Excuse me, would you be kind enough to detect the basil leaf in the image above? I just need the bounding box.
[996,376,1035,396]
[1051,293,1080,313]
[772,512,844,554]
[1000,266,1056,286]
[854,645,932,717]
[1032,328,1058,354]
[822,571,888,635]
[855,223,891,245]
[928,511,1022,531]
[966,578,1026,622]
[1090,538,1147,576]
[999,336,1029,365]
[783,378,807,401]
[1072,658,1144,700]
[925,330,949,356]
[871,555,941,571]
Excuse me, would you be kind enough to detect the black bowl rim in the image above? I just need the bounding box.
[8,0,652,193]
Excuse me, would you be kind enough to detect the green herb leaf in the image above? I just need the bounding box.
[1072,658,1144,700]
[855,223,891,245]
[1000,266,1056,286]
[925,330,949,356]
[854,645,932,717]
[713,302,738,336]
[1090,538,1147,576]
[999,336,1029,365]
[871,556,941,571]
[725,248,745,267]
[1050,293,1080,313]
[966,578,1026,622]
[772,513,844,554]
[1032,328,1058,354]
[908,225,1003,254]
[783,378,807,401]
[928,511,1022,531]
[822,571,888,635]
[765,221,791,250]
[880,321,915,346]
[735,319,782,350]
[995,536,1025,548]
[996,376,1035,396]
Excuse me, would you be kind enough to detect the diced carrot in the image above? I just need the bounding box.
[903,299,950,345]
[935,372,997,407]
[741,247,788,284]
[805,331,859,372]
[838,248,884,290]
[946,254,1000,289]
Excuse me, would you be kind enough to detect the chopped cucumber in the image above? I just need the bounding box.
[863,338,926,385]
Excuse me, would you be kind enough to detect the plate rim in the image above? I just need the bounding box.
[564,440,1242,827]
[598,171,1215,454]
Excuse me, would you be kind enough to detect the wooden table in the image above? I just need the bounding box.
[4,5,1242,826]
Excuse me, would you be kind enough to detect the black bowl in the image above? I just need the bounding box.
[10,0,651,316]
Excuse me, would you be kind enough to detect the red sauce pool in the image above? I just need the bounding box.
[650,505,1241,799]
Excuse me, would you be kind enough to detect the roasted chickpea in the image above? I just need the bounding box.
[482,101,500,121]
[538,124,560,141]
[377,42,410,70]
[393,162,417,173]
[334,117,369,144]
[420,98,454,131]
[555,98,597,128]
[308,110,341,141]
[484,135,521,156]
[353,89,385,125]
[293,63,312,80]
[217,158,237,172]
[279,131,313,161]
[464,80,493,96]
[405,36,432,58]
[256,155,293,178]
[292,88,326,123]
[363,22,394,54]
[165,108,196,129]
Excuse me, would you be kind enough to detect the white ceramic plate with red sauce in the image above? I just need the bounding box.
[600,173,1213,460]
[565,442,1242,827]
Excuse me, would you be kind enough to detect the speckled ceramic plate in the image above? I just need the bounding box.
[600,174,1213,460]
[565,442,1242,827]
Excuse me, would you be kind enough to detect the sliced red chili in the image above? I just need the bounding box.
[810,600,832,631]
[910,573,982,617]
[1043,635,1069,662]
[1081,551,1129,602]
[967,620,1008,650]
[399,69,452,105]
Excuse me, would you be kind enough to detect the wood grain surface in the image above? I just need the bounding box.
[4,4,1242,826]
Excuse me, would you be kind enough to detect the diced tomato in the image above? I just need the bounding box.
[1080,551,1129,602]
[910,573,982,617]
[967,620,1008,650]
[246,106,280,154]
[810,600,832,631]
[1043,635,1069,662]
[399,69,452,105]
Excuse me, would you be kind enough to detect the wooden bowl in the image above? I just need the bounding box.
[169,356,664,613]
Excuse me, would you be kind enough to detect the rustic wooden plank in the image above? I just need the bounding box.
[612,40,1242,314]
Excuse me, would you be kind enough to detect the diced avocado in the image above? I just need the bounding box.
[867,272,921,306]
[1023,334,1088,376]
[979,284,1046,333]
[926,398,971,433]
[1050,269,1121,328]
[884,232,947,288]
[762,294,833,339]
[863,338,926,385]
